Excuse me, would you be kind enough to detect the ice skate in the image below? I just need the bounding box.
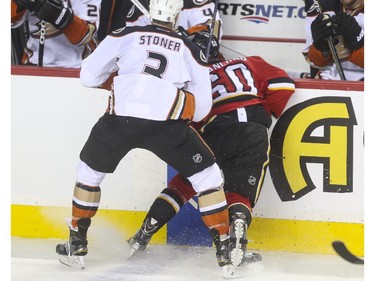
[128,221,152,259]
[242,252,262,265]
[127,230,152,259]
[212,236,238,278]
[215,237,231,267]
[56,218,91,269]
[127,217,160,259]
[229,212,247,266]
[229,212,262,266]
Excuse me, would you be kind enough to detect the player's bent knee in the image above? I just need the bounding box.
[76,160,106,186]
[187,163,223,193]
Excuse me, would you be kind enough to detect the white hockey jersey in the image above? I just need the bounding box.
[80,25,212,122]
[12,0,101,68]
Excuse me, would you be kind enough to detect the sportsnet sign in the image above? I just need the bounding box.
[219,0,306,39]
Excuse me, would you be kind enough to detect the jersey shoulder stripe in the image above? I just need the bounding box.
[109,25,206,65]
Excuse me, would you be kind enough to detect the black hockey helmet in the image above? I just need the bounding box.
[190,30,221,63]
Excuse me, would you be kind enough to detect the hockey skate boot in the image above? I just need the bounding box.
[128,216,161,258]
[56,218,91,269]
[229,212,262,266]
[210,229,241,277]
[229,212,248,266]
[215,237,231,267]
[216,236,244,278]
[242,252,262,264]
[127,229,152,258]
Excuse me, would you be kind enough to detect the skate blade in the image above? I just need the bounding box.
[128,247,137,259]
[127,244,143,260]
[241,252,262,265]
[222,264,238,279]
[58,255,85,269]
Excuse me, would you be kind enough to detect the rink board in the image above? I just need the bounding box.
[11,67,364,256]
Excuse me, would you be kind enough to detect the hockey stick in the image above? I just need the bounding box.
[38,20,46,66]
[312,0,346,80]
[220,43,246,57]
[332,241,364,264]
[205,0,219,59]
[130,0,150,19]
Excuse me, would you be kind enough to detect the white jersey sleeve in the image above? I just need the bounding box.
[184,52,212,122]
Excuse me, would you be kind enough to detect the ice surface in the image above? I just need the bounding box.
[11,237,364,281]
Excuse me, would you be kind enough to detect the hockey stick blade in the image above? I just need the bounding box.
[332,241,364,265]
[222,264,238,279]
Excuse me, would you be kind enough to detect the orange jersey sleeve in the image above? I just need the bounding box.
[62,15,96,45]
[11,1,25,24]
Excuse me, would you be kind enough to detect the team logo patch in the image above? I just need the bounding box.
[308,1,321,13]
[192,153,203,163]
[112,27,126,34]
[200,50,208,63]
[248,175,257,185]
[127,5,135,18]
[193,0,209,6]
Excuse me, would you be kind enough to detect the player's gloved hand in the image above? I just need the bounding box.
[332,11,364,50]
[311,13,334,52]
[13,0,38,12]
[20,0,73,30]
[34,0,74,29]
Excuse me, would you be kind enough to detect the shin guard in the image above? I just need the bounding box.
[198,188,229,236]
[72,182,101,227]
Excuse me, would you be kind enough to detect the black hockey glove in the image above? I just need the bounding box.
[13,0,38,12]
[177,26,189,37]
[311,13,334,52]
[332,11,364,50]
[34,0,74,30]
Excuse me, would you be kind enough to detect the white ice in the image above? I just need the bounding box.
[11,236,364,281]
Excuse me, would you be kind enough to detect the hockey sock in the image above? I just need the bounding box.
[143,187,185,234]
[72,182,101,227]
[198,188,229,236]
[225,192,252,227]
[167,173,197,203]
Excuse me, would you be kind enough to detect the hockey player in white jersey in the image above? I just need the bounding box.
[303,0,364,80]
[55,0,241,277]
[11,0,100,67]
[126,0,222,40]
[98,0,222,42]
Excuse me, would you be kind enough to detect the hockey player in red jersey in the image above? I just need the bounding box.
[55,0,241,277]
[11,0,100,67]
[303,0,364,80]
[127,30,296,265]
